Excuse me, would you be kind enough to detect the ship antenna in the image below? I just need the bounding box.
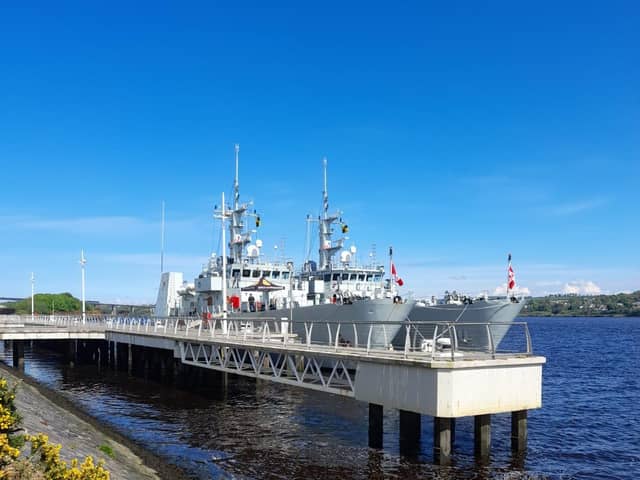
[234,144,240,208]
[322,156,328,218]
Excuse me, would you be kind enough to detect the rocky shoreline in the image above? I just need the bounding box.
[0,363,191,480]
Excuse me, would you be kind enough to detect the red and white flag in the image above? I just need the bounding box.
[507,254,516,290]
[391,262,404,287]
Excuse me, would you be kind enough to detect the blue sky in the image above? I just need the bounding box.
[1,2,638,303]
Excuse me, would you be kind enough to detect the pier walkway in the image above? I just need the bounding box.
[0,314,545,464]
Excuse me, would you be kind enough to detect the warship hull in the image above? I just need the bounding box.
[241,299,413,348]
[394,299,525,351]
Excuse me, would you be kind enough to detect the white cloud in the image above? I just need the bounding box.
[0,215,151,234]
[98,253,208,269]
[0,215,200,235]
[562,280,601,295]
[548,197,607,216]
[494,283,531,296]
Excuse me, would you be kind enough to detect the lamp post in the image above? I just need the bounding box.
[221,192,228,334]
[80,250,86,324]
[287,261,294,332]
[31,272,35,322]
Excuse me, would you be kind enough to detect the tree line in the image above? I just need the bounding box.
[520,291,640,317]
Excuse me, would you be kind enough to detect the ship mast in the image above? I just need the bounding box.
[229,144,250,264]
[318,157,343,270]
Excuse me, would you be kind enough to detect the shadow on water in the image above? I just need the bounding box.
[2,316,639,479]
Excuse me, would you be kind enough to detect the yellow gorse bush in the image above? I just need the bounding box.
[0,377,109,480]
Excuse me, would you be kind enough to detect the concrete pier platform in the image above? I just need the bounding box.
[0,314,546,465]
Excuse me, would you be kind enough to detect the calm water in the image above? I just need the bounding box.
[2,317,639,479]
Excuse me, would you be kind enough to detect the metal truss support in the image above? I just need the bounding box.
[179,341,356,397]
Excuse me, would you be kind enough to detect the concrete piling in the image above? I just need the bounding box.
[399,410,421,456]
[12,340,24,370]
[66,340,76,367]
[433,417,452,465]
[368,403,383,449]
[142,347,150,380]
[511,410,528,454]
[474,414,491,461]
[127,344,133,375]
[451,417,456,446]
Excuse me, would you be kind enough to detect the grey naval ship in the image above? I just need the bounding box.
[155,146,413,348]
[401,290,525,352]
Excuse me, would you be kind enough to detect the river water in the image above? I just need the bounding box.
[1,316,639,479]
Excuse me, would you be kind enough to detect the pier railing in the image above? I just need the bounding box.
[11,314,533,360]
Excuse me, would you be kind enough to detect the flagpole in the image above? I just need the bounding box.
[389,246,393,290]
[507,253,511,299]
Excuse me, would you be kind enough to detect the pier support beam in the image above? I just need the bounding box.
[66,340,77,367]
[433,417,452,465]
[143,348,150,380]
[511,410,528,454]
[12,340,24,370]
[368,404,383,449]
[474,414,491,462]
[451,418,456,446]
[399,410,421,456]
[127,344,133,375]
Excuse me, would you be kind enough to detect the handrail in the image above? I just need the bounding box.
[10,315,534,360]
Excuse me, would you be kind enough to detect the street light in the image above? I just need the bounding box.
[31,272,35,322]
[286,261,294,334]
[80,250,86,324]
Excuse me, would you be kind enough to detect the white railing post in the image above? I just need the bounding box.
[486,324,495,358]
[404,324,411,358]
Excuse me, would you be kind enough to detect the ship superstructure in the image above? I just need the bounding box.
[167,147,411,349]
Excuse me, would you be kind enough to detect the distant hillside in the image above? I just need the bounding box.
[521,291,640,317]
[1,293,95,314]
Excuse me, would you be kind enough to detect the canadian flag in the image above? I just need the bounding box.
[508,254,516,290]
[391,262,404,287]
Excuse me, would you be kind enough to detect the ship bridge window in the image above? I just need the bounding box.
[272,271,280,279]
[342,273,349,281]
[252,270,261,278]
[350,274,357,281]
[374,274,382,281]
[242,270,250,278]
[366,274,373,281]
[358,274,365,281]
[324,273,331,282]
[332,273,340,281]
[282,271,290,280]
